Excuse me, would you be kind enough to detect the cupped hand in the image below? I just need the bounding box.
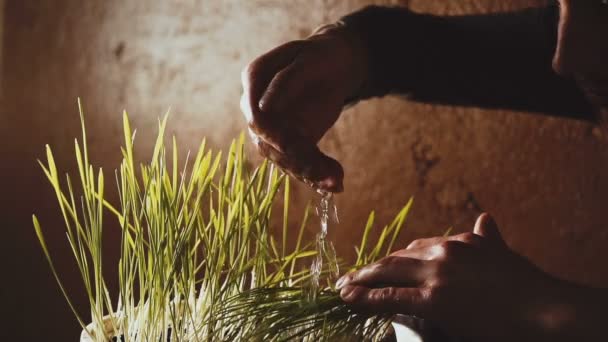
[240,26,367,192]
[337,214,570,341]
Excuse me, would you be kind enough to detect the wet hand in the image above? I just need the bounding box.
[337,213,568,341]
[240,26,367,192]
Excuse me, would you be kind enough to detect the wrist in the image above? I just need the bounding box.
[526,277,607,340]
[308,22,370,106]
[338,6,423,102]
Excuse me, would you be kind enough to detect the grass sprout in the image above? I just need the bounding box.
[33,101,414,341]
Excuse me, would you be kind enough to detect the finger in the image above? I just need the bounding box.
[241,41,304,129]
[336,256,427,289]
[405,232,482,250]
[390,247,429,259]
[473,213,505,246]
[255,138,344,192]
[389,246,443,261]
[340,284,428,316]
[258,59,318,115]
[405,237,439,250]
[305,149,344,193]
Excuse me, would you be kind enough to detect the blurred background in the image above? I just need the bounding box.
[2,0,608,340]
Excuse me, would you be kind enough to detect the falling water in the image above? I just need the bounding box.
[308,191,340,300]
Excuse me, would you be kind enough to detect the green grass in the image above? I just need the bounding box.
[33,100,413,342]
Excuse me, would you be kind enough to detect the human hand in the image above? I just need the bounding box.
[337,214,571,341]
[240,25,368,192]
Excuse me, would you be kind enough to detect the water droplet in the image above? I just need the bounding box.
[308,191,340,300]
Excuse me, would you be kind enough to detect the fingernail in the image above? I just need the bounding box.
[335,275,349,289]
[339,285,353,298]
[318,177,343,193]
[340,284,364,302]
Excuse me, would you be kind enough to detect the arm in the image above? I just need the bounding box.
[240,5,596,193]
[341,5,595,121]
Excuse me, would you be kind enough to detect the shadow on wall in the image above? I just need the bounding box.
[2,1,608,341]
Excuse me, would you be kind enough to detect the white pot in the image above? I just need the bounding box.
[392,315,424,342]
[80,316,115,342]
[81,314,426,342]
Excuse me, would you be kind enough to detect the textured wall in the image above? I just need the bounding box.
[2,0,608,340]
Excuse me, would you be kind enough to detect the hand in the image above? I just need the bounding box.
[336,214,577,341]
[240,25,367,192]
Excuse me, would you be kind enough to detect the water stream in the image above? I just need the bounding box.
[308,191,340,300]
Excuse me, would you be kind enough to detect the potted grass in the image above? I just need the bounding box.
[33,101,420,341]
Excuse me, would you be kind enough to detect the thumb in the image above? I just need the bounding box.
[474,213,505,246]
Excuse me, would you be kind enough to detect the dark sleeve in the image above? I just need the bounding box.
[341,5,595,122]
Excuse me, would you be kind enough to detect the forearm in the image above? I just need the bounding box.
[340,5,595,121]
[547,286,608,341]
[529,281,608,341]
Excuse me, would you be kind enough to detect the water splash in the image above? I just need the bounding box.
[308,191,340,300]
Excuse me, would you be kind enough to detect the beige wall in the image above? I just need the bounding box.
[3,0,608,340]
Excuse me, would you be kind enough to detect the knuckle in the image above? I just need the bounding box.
[436,240,463,259]
[378,256,400,268]
[435,241,452,258]
[457,232,479,245]
[241,58,266,85]
[379,287,397,302]
[407,239,424,249]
